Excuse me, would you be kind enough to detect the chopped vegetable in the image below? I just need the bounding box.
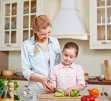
[54,89,79,97]
[70,89,79,97]
[54,90,65,97]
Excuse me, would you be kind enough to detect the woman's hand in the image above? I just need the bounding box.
[47,82,54,93]
[65,87,72,97]
[41,77,53,92]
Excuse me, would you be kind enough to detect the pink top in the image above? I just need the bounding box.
[49,62,85,91]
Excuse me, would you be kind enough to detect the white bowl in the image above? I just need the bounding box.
[15,72,23,77]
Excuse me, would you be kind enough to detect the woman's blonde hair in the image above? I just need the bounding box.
[33,15,51,54]
[33,15,51,42]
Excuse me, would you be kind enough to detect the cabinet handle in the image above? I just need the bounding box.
[101,42,111,44]
[6,44,11,46]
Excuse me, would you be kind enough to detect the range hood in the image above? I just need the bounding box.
[52,0,89,40]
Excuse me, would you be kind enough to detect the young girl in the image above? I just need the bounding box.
[49,42,85,96]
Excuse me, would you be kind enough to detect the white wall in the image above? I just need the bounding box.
[9,0,111,77]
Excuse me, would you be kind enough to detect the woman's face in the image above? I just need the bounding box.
[62,48,76,66]
[37,26,51,42]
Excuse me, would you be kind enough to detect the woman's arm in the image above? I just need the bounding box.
[30,73,53,91]
[21,42,52,91]
[21,42,32,80]
[49,66,57,89]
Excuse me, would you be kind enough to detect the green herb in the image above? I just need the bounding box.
[14,95,20,100]
[0,78,19,90]
[14,81,19,90]
[0,78,7,90]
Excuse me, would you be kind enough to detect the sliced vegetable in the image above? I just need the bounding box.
[54,90,65,97]
[70,89,79,97]
[54,89,79,97]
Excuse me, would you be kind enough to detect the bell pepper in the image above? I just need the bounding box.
[81,95,95,101]
[89,88,99,98]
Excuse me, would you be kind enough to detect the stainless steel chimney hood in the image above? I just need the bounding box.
[52,0,89,40]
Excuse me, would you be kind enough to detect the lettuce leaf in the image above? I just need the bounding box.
[70,89,79,97]
[54,90,65,97]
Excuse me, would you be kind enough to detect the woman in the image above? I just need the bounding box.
[21,15,61,93]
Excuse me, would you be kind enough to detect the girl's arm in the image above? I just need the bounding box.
[70,84,85,91]
[65,84,85,96]
[76,65,86,90]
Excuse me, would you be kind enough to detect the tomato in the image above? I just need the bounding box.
[81,96,95,101]
[89,88,99,98]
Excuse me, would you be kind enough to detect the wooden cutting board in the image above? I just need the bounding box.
[38,93,82,99]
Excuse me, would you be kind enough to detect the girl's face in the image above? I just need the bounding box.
[62,48,77,66]
[36,26,51,42]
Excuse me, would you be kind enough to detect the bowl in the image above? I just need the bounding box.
[17,89,37,101]
[15,72,23,77]
[1,70,14,76]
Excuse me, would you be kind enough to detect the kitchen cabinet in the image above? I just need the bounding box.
[0,0,90,51]
[90,0,111,49]
[0,0,41,51]
[0,0,20,51]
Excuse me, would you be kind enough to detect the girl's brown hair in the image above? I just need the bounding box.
[63,42,79,57]
[33,15,51,42]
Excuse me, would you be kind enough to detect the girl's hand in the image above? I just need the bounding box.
[85,81,88,87]
[41,77,53,91]
[65,87,72,96]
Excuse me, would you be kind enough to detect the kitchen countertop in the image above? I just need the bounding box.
[0,75,111,85]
